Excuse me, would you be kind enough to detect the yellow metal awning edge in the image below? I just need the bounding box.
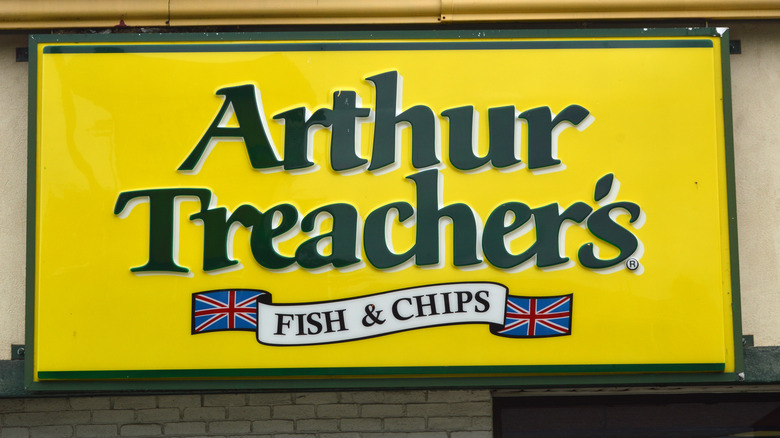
[3,0,780,29]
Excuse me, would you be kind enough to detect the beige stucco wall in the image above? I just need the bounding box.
[730,22,780,346]
[0,24,779,360]
[0,34,28,360]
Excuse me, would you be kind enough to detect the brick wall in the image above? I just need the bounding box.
[0,390,492,437]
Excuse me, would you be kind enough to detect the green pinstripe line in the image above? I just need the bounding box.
[41,39,713,54]
[38,363,726,381]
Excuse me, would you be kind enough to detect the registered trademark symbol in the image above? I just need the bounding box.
[626,258,640,271]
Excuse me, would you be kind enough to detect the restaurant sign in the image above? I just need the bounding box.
[28,29,741,389]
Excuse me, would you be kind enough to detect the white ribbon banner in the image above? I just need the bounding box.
[256,282,508,346]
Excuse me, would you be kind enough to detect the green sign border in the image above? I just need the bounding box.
[25,27,743,392]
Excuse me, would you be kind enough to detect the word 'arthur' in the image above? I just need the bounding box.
[178,70,592,173]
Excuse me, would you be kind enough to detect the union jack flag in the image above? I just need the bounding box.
[491,294,572,338]
[192,290,265,334]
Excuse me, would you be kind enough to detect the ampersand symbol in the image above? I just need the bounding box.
[362,304,385,327]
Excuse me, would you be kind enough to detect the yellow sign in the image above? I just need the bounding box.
[29,30,739,387]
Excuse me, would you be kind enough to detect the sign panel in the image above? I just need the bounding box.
[28,30,740,388]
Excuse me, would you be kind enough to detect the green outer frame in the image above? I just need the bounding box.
[25,27,744,392]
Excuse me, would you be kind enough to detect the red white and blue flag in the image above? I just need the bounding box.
[192,290,266,334]
[491,294,572,338]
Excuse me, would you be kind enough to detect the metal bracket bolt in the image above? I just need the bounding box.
[11,344,25,360]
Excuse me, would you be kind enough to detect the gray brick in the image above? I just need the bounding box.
[471,416,492,430]
[384,416,426,432]
[296,419,339,432]
[91,409,134,424]
[340,418,382,432]
[426,390,491,403]
[28,426,71,438]
[406,403,452,416]
[112,396,156,409]
[0,399,24,412]
[209,420,251,434]
[231,435,272,438]
[119,424,161,436]
[361,433,408,438]
[273,435,316,438]
[203,394,246,407]
[162,422,206,435]
[182,436,225,438]
[227,406,271,420]
[230,436,272,438]
[68,397,110,410]
[448,402,492,416]
[24,399,69,412]
[158,394,201,408]
[361,403,404,417]
[293,392,339,404]
[74,424,117,437]
[3,412,46,426]
[251,419,294,433]
[135,408,180,423]
[407,433,448,438]
[428,416,472,430]
[1,428,29,438]
[271,404,315,419]
[451,432,492,438]
[4,411,90,426]
[316,403,358,418]
[182,406,225,421]
[338,391,384,404]
[321,434,361,438]
[247,393,292,405]
[385,391,427,403]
